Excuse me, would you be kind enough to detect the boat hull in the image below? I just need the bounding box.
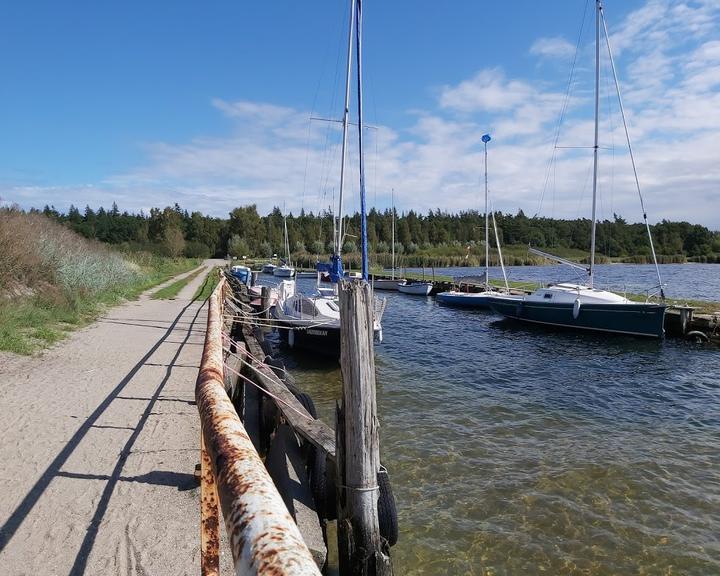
[373,278,402,291]
[436,291,494,309]
[278,324,341,357]
[273,267,295,278]
[397,283,433,296]
[486,296,666,338]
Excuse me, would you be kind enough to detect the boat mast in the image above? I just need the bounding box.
[589,0,600,289]
[283,215,290,265]
[599,2,665,298]
[391,188,395,280]
[355,0,368,281]
[336,0,357,259]
[482,134,491,287]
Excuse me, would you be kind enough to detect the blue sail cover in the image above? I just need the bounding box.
[316,254,344,283]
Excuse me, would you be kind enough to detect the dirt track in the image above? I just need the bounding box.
[0,259,233,575]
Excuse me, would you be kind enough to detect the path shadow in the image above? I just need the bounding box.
[0,292,208,572]
[57,470,199,491]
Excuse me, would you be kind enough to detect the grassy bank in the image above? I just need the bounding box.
[193,268,221,301]
[0,209,200,354]
[151,266,205,300]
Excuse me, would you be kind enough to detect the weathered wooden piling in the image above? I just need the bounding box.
[261,285,271,321]
[336,280,393,575]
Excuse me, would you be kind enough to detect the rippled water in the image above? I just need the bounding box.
[405,263,720,301]
[266,269,720,575]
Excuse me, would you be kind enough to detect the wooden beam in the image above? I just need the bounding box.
[240,322,337,461]
[336,280,392,575]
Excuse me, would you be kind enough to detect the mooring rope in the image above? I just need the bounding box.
[220,346,315,423]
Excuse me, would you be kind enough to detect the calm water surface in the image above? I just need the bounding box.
[266,266,719,575]
[405,263,720,301]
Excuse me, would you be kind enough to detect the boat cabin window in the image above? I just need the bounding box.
[298,299,318,316]
[543,293,553,299]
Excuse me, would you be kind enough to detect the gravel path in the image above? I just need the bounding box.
[0,259,233,575]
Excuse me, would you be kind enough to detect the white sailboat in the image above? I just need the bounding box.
[485,0,666,338]
[273,215,295,277]
[374,189,405,290]
[274,0,385,356]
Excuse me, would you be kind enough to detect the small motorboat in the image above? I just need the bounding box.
[436,290,495,308]
[397,280,433,296]
[273,265,295,278]
[261,263,277,274]
[373,276,405,291]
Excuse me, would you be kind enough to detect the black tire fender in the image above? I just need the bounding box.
[686,330,709,343]
[377,466,399,547]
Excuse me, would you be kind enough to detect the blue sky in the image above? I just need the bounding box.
[1,1,719,228]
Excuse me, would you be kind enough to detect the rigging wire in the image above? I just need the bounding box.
[536,0,592,218]
[599,3,664,297]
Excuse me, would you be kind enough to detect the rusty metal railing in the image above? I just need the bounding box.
[196,276,321,575]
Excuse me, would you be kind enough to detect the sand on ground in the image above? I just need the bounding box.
[0,259,234,575]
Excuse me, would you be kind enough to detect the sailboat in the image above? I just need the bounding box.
[274,0,385,356]
[485,0,666,338]
[437,134,510,308]
[374,188,405,290]
[273,215,295,277]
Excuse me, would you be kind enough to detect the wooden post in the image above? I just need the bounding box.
[261,286,271,321]
[336,280,392,575]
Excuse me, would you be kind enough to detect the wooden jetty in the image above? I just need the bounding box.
[195,271,396,575]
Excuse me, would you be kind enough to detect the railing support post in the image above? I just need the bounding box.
[336,280,393,575]
[200,432,220,576]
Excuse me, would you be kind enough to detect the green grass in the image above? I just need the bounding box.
[0,257,201,355]
[192,268,221,301]
[151,266,204,300]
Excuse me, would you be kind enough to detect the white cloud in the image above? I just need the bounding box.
[2,1,719,230]
[530,36,575,59]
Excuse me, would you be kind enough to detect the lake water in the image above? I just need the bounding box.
[403,263,720,301]
[263,264,720,575]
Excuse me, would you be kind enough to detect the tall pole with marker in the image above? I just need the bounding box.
[482,133,491,288]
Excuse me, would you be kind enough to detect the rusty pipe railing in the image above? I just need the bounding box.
[196,277,321,575]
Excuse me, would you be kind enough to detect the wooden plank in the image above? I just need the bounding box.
[240,322,337,461]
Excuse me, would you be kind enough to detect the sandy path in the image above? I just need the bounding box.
[0,259,233,575]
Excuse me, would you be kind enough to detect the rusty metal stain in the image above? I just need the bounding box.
[200,432,220,576]
[197,278,321,575]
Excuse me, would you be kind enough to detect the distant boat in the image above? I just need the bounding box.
[436,134,510,309]
[373,277,402,291]
[374,188,404,291]
[228,264,277,305]
[273,216,295,277]
[296,271,317,278]
[485,0,666,338]
[229,264,253,285]
[261,263,277,274]
[397,280,433,296]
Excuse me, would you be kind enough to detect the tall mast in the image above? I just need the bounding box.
[599,2,664,298]
[589,0,600,288]
[355,0,368,281]
[391,188,395,280]
[336,0,357,257]
[482,134,491,287]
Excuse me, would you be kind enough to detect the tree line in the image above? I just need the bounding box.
[37,203,720,264]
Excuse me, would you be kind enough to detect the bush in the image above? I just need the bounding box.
[310,240,325,255]
[184,240,211,258]
[259,241,273,258]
